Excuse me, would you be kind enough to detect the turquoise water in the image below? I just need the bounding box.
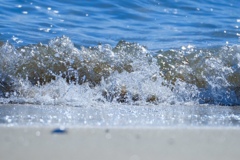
[0,0,240,106]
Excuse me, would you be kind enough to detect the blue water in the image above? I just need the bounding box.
[0,0,240,106]
[0,0,239,50]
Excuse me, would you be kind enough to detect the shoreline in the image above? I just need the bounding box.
[1,104,240,127]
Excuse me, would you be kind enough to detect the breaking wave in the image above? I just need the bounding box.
[0,36,240,106]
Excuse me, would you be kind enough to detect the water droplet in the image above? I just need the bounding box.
[53,10,59,14]
[22,11,28,14]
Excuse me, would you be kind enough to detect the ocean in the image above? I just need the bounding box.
[0,0,240,126]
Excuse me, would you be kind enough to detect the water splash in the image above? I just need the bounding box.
[156,45,240,105]
[0,36,240,106]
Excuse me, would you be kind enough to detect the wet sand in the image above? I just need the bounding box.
[1,127,240,160]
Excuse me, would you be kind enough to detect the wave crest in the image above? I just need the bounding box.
[0,36,240,105]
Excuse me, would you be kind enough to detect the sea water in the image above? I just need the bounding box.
[0,0,240,126]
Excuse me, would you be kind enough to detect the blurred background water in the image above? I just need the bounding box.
[0,0,239,50]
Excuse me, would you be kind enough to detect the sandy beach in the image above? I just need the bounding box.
[1,104,240,160]
[1,127,240,160]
